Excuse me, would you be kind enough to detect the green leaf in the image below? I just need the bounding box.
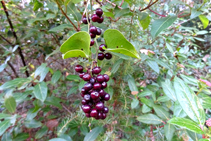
[5,96,16,113]
[13,133,29,141]
[168,117,204,134]
[153,105,169,120]
[128,76,138,92]
[35,126,48,139]
[45,96,62,109]
[187,130,202,141]
[71,0,83,4]
[155,59,171,70]
[58,134,72,141]
[0,120,11,136]
[52,71,62,84]
[146,60,159,74]
[131,99,139,109]
[199,15,209,29]
[67,86,78,96]
[24,119,42,128]
[66,75,80,81]
[180,74,198,86]
[60,31,90,58]
[151,15,177,38]
[35,63,47,78]
[111,59,123,74]
[2,132,12,141]
[84,127,103,141]
[161,79,177,101]
[138,89,153,97]
[140,15,151,30]
[0,78,31,90]
[174,77,205,125]
[140,98,154,107]
[0,113,11,120]
[0,64,7,72]
[166,43,174,53]
[137,114,163,125]
[39,67,49,82]
[164,123,175,141]
[33,82,48,102]
[199,93,211,109]
[157,96,170,102]
[104,29,140,59]
[190,9,202,19]
[173,101,187,118]
[33,0,43,11]
[49,24,73,32]
[49,138,66,141]
[142,104,152,113]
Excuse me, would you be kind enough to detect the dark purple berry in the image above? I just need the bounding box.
[95,115,100,120]
[96,102,104,111]
[82,99,87,105]
[79,72,85,78]
[82,105,91,113]
[91,14,99,22]
[98,16,104,23]
[90,109,98,117]
[81,93,85,97]
[96,8,103,17]
[104,93,110,101]
[93,98,100,103]
[84,83,93,91]
[89,26,97,34]
[90,39,95,46]
[81,88,86,94]
[98,112,103,119]
[103,74,109,82]
[96,28,102,35]
[98,53,104,60]
[92,67,101,74]
[90,33,96,38]
[93,82,101,90]
[89,77,96,84]
[90,91,100,99]
[99,44,106,52]
[84,94,91,102]
[99,89,105,97]
[102,113,106,119]
[96,75,105,83]
[83,73,91,81]
[105,53,112,60]
[103,107,109,113]
[85,113,91,117]
[75,65,83,72]
[101,82,107,89]
[82,17,90,24]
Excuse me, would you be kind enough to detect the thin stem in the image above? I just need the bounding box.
[85,0,90,32]
[56,0,79,31]
[148,8,166,17]
[94,38,99,64]
[0,34,14,46]
[61,103,72,115]
[8,61,19,78]
[139,0,158,11]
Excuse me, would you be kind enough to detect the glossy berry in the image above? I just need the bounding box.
[96,8,103,17]
[81,88,86,94]
[82,99,87,105]
[75,65,83,72]
[92,67,101,74]
[98,16,104,23]
[103,74,109,82]
[90,109,98,117]
[104,93,110,101]
[102,113,106,119]
[83,73,91,81]
[98,112,103,119]
[85,113,91,118]
[96,75,105,83]
[99,44,106,52]
[79,72,85,78]
[89,77,96,84]
[90,33,96,38]
[99,89,105,97]
[98,53,104,60]
[93,82,101,90]
[84,83,93,91]
[91,14,99,22]
[96,102,104,111]
[91,91,100,99]
[90,39,95,46]
[84,94,91,102]
[105,53,112,60]
[82,105,91,113]
[96,28,102,35]
[82,17,90,24]
[103,107,109,113]
[101,82,107,89]
[89,26,97,34]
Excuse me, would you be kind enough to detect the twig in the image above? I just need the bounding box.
[105,0,123,9]
[119,0,124,7]
[55,0,79,31]
[150,125,155,141]
[8,61,19,78]
[61,103,72,115]
[0,34,14,46]
[148,8,166,17]
[96,0,102,6]
[1,1,29,77]
[139,0,158,12]
[177,11,191,18]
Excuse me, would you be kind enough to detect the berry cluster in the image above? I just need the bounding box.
[82,8,112,61]
[75,65,110,120]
